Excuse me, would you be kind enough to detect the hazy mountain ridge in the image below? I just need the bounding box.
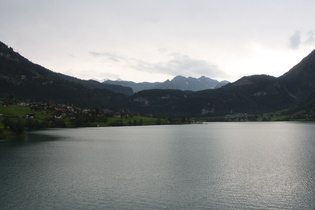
[103,75,229,92]
[103,80,159,93]
[55,73,133,95]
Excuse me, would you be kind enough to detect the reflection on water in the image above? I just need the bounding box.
[1,132,59,147]
[0,122,315,209]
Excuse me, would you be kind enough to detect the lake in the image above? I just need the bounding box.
[1,122,315,209]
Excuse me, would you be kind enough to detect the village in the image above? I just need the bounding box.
[0,98,169,136]
[1,97,129,120]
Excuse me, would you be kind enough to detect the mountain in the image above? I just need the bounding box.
[1,40,314,119]
[277,49,315,115]
[154,75,229,91]
[131,74,295,117]
[0,41,128,109]
[279,49,315,100]
[130,50,315,117]
[103,76,229,92]
[103,80,159,93]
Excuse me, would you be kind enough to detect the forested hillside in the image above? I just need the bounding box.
[0,41,128,110]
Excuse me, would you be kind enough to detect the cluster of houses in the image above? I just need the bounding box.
[18,101,130,120]
[19,102,93,120]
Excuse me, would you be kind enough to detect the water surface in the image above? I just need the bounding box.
[1,122,315,209]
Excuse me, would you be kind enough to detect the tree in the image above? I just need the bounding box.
[2,118,24,134]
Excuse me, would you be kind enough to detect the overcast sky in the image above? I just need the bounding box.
[1,0,314,82]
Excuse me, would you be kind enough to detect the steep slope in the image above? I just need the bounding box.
[279,49,315,100]
[277,49,315,116]
[0,41,128,109]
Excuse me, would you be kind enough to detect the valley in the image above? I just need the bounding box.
[1,41,315,136]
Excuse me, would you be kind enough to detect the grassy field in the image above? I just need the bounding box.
[0,104,31,117]
[0,103,53,124]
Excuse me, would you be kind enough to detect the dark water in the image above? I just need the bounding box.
[1,122,315,209]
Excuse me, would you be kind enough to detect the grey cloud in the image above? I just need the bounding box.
[134,54,227,78]
[99,73,121,81]
[148,17,160,23]
[305,30,315,44]
[289,29,315,49]
[289,30,301,49]
[90,52,104,57]
[90,52,122,62]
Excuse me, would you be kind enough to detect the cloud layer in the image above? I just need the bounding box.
[1,0,315,82]
[134,54,227,78]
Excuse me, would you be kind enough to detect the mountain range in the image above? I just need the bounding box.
[103,76,229,93]
[130,50,315,117]
[1,40,314,119]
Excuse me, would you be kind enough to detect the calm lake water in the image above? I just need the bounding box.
[1,122,315,209]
